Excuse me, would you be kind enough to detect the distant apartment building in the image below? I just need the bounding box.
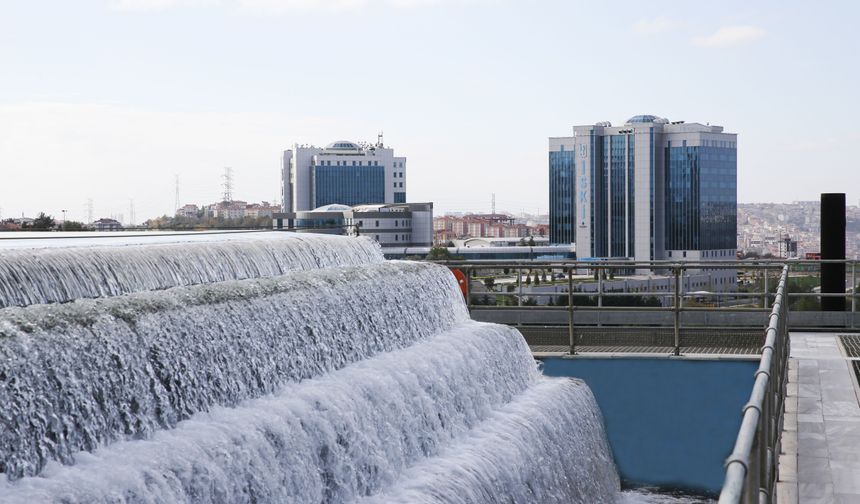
[210,200,248,220]
[196,201,280,220]
[779,235,799,258]
[244,202,280,219]
[281,139,406,212]
[273,202,433,247]
[432,214,547,244]
[549,114,737,264]
[176,204,200,219]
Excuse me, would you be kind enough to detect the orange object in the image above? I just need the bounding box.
[451,268,468,299]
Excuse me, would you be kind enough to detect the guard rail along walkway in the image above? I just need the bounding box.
[719,264,789,503]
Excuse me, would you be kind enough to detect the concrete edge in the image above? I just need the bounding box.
[776,357,799,504]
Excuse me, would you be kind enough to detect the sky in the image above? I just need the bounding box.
[1,0,859,223]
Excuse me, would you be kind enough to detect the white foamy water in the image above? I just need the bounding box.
[2,322,572,503]
[0,233,638,503]
[0,261,466,479]
[0,233,382,308]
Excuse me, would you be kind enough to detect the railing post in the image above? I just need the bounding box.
[852,261,856,328]
[763,267,769,309]
[568,267,576,355]
[597,267,603,308]
[673,266,681,356]
[465,267,471,311]
[517,266,523,307]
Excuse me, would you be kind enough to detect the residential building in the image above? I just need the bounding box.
[209,200,248,220]
[176,204,200,219]
[273,202,432,247]
[244,202,280,219]
[281,139,406,212]
[91,218,123,231]
[431,213,546,244]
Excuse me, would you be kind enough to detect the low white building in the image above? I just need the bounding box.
[273,202,433,247]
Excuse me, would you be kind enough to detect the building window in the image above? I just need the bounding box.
[395,220,399,227]
[395,234,399,241]
[399,182,403,188]
[375,220,379,227]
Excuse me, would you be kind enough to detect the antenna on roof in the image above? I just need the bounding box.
[377,131,383,148]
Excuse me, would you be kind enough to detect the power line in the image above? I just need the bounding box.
[174,175,180,213]
[222,167,233,202]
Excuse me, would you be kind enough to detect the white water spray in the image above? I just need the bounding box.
[0,234,630,503]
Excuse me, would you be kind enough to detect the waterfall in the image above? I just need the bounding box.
[0,261,467,479]
[0,234,383,308]
[0,233,626,503]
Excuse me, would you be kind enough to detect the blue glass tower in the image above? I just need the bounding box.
[665,141,737,251]
[549,143,574,244]
[550,116,737,266]
[313,165,385,208]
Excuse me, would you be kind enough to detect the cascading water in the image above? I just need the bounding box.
[0,233,383,308]
[0,233,631,503]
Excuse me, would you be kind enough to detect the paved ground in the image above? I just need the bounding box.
[778,332,860,504]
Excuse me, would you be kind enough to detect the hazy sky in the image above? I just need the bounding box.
[1,0,859,222]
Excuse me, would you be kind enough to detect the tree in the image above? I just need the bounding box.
[62,221,86,231]
[528,236,536,246]
[483,277,495,291]
[426,246,454,260]
[30,212,55,230]
[525,275,531,286]
[534,274,541,285]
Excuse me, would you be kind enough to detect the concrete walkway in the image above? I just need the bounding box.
[779,332,860,504]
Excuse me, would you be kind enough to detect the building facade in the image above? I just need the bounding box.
[549,115,737,265]
[433,214,548,244]
[281,140,406,212]
[273,202,432,247]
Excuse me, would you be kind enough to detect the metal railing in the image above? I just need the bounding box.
[434,259,860,341]
[435,259,805,501]
[718,265,789,504]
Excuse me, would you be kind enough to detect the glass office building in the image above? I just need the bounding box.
[282,140,406,212]
[549,115,737,266]
[313,164,385,208]
[665,141,737,252]
[548,143,574,244]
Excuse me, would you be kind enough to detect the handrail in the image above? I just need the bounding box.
[440,259,860,316]
[718,264,789,503]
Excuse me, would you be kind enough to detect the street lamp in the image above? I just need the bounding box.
[61,209,67,230]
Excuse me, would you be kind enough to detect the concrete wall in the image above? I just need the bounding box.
[541,357,758,495]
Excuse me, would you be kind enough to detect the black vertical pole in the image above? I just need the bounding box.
[821,193,846,311]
